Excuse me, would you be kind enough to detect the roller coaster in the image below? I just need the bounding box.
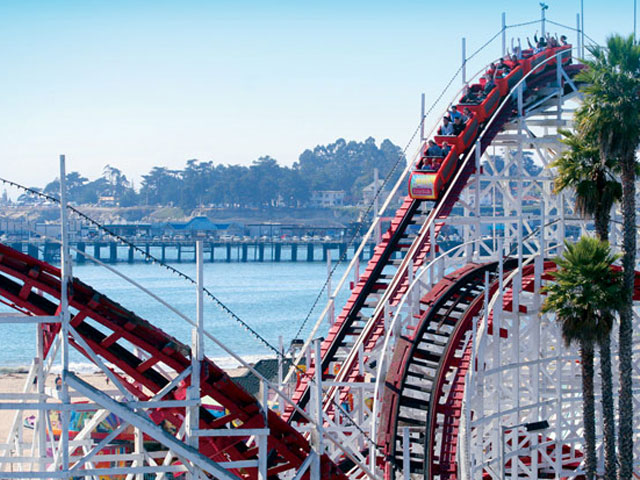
[1,14,640,480]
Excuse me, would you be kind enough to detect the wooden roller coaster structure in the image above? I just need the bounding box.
[1,35,640,480]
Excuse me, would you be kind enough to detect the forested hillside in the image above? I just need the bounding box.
[25,138,405,210]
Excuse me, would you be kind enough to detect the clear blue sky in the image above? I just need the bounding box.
[0,0,633,191]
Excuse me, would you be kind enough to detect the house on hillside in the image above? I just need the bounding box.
[310,190,346,207]
[362,179,391,205]
[97,195,117,207]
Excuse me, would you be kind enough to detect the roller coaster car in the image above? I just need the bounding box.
[458,84,500,123]
[434,116,478,153]
[495,65,524,96]
[547,45,572,68]
[408,146,458,201]
[519,49,549,76]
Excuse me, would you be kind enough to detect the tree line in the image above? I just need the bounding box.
[28,137,405,210]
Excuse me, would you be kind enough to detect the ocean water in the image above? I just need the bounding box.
[0,261,350,371]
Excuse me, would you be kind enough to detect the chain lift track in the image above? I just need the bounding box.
[283,60,585,427]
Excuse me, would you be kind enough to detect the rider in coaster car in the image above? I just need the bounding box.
[441,141,452,157]
[461,86,480,104]
[496,58,511,72]
[449,105,462,122]
[462,107,474,123]
[439,116,454,136]
[483,74,496,94]
[528,32,547,53]
[426,140,443,157]
[452,116,466,135]
[421,157,436,172]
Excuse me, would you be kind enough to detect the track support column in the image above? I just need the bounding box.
[258,379,268,480]
[462,37,467,84]
[311,339,324,480]
[187,241,204,479]
[374,168,381,245]
[59,154,72,476]
[420,93,426,141]
[501,12,506,57]
[327,249,335,325]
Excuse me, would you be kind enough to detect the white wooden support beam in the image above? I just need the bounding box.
[258,379,268,480]
[311,339,323,480]
[59,153,71,474]
[0,314,60,324]
[64,371,238,480]
[292,452,315,480]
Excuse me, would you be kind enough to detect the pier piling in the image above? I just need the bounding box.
[77,242,86,264]
[109,243,117,264]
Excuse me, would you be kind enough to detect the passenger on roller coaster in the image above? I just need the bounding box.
[462,107,474,123]
[420,157,437,172]
[438,116,454,135]
[528,31,547,53]
[452,115,466,135]
[460,85,480,104]
[512,37,524,60]
[483,74,496,94]
[441,141,451,157]
[496,57,511,72]
[426,139,443,157]
[448,104,462,121]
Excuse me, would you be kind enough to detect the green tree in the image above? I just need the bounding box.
[542,237,625,480]
[140,167,182,205]
[296,137,405,203]
[43,172,90,203]
[575,35,640,479]
[103,165,133,199]
[180,159,215,209]
[551,129,622,479]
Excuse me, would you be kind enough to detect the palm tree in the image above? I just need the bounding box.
[551,130,621,241]
[550,130,622,479]
[575,34,640,480]
[542,237,625,480]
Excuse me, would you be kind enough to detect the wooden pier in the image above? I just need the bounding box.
[9,240,379,264]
